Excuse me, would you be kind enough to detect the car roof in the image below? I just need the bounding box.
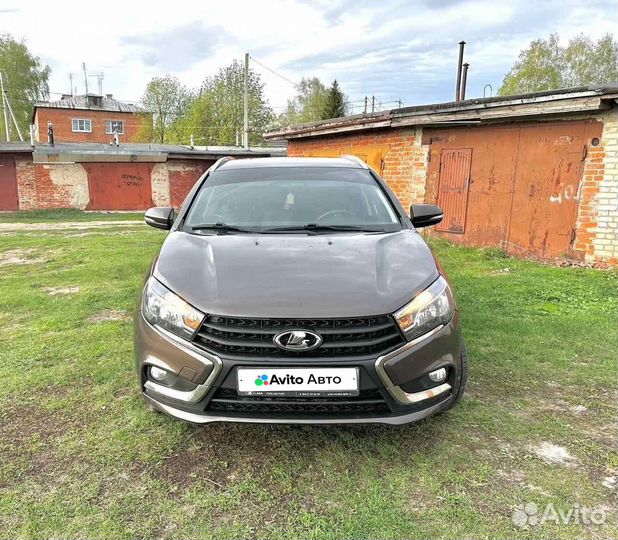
[215,156,368,171]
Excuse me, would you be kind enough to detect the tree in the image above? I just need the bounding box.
[171,60,274,146]
[0,34,50,140]
[278,77,329,127]
[321,80,346,119]
[136,75,193,143]
[499,33,618,96]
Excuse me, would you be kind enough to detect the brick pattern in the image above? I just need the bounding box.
[33,165,77,208]
[34,108,144,144]
[575,111,618,265]
[168,160,214,207]
[288,128,426,209]
[14,158,36,210]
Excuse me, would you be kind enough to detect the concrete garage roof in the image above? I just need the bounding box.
[265,84,618,140]
[0,142,286,162]
[0,142,32,154]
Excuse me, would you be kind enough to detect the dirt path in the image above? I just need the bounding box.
[0,220,144,232]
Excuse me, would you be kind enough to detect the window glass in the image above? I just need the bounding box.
[71,119,92,132]
[184,167,400,231]
[105,120,124,134]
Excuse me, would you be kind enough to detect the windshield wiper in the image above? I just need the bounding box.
[191,222,254,234]
[262,224,383,233]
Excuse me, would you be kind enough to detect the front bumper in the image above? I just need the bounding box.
[135,312,463,425]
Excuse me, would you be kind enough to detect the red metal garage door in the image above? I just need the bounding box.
[0,157,19,211]
[85,163,153,210]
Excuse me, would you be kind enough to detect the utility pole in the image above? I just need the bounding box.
[0,72,10,141]
[243,52,249,149]
[82,62,89,94]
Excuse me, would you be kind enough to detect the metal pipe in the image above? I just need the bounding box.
[460,63,469,100]
[0,72,10,141]
[455,41,465,101]
[483,84,492,98]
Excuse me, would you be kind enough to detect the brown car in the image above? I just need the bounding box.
[135,156,467,424]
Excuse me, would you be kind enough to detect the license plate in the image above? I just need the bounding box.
[237,367,359,397]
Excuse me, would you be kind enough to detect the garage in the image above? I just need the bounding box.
[269,86,617,265]
[423,119,603,258]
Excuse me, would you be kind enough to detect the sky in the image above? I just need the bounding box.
[1,0,616,114]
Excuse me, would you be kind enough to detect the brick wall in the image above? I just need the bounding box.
[14,157,36,210]
[151,160,213,207]
[34,108,144,144]
[12,158,212,210]
[34,164,89,209]
[288,128,427,209]
[575,110,618,265]
[168,160,214,207]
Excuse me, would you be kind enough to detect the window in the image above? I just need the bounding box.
[184,167,401,232]
[105,120,124,134]
[71,119,92,133]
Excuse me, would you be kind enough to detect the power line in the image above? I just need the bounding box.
[249,56,299,87]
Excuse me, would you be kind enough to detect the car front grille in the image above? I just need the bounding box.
[207,388,391,416]
[192,314,405,359]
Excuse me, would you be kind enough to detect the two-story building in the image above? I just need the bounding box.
[33,94,147,144]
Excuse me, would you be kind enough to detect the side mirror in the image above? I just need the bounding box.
[410,204,443,228]
[144,206,176,230]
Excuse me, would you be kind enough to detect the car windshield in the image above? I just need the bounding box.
[183,167,401,233]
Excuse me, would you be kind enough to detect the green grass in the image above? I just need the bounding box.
[0,209,144,223]
[0,225,616,539]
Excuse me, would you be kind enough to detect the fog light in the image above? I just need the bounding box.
[150,366,170,382]
[428,368,447,382]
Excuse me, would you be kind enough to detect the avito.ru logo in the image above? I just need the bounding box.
[253,373,342,386]
[254,374,270,386]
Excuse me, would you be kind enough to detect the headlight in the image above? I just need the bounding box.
[394,276,454,341]
[141,277,204,340]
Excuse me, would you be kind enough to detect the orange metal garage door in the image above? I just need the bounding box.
[84,163,153,210]
[434,149,472,233]
[425,120,602,258]
[0,157,19,211]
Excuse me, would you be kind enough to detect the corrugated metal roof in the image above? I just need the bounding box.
[35,94,144,114]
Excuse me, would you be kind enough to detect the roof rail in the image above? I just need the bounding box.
[340,154,369,169]
[211,156,235,172]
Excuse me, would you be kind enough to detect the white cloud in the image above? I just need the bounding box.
[0,0,615,111]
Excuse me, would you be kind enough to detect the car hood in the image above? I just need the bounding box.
[154,230,439,318]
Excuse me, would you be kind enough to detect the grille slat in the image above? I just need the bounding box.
[208,388,391,416]
[193,314,405,359]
